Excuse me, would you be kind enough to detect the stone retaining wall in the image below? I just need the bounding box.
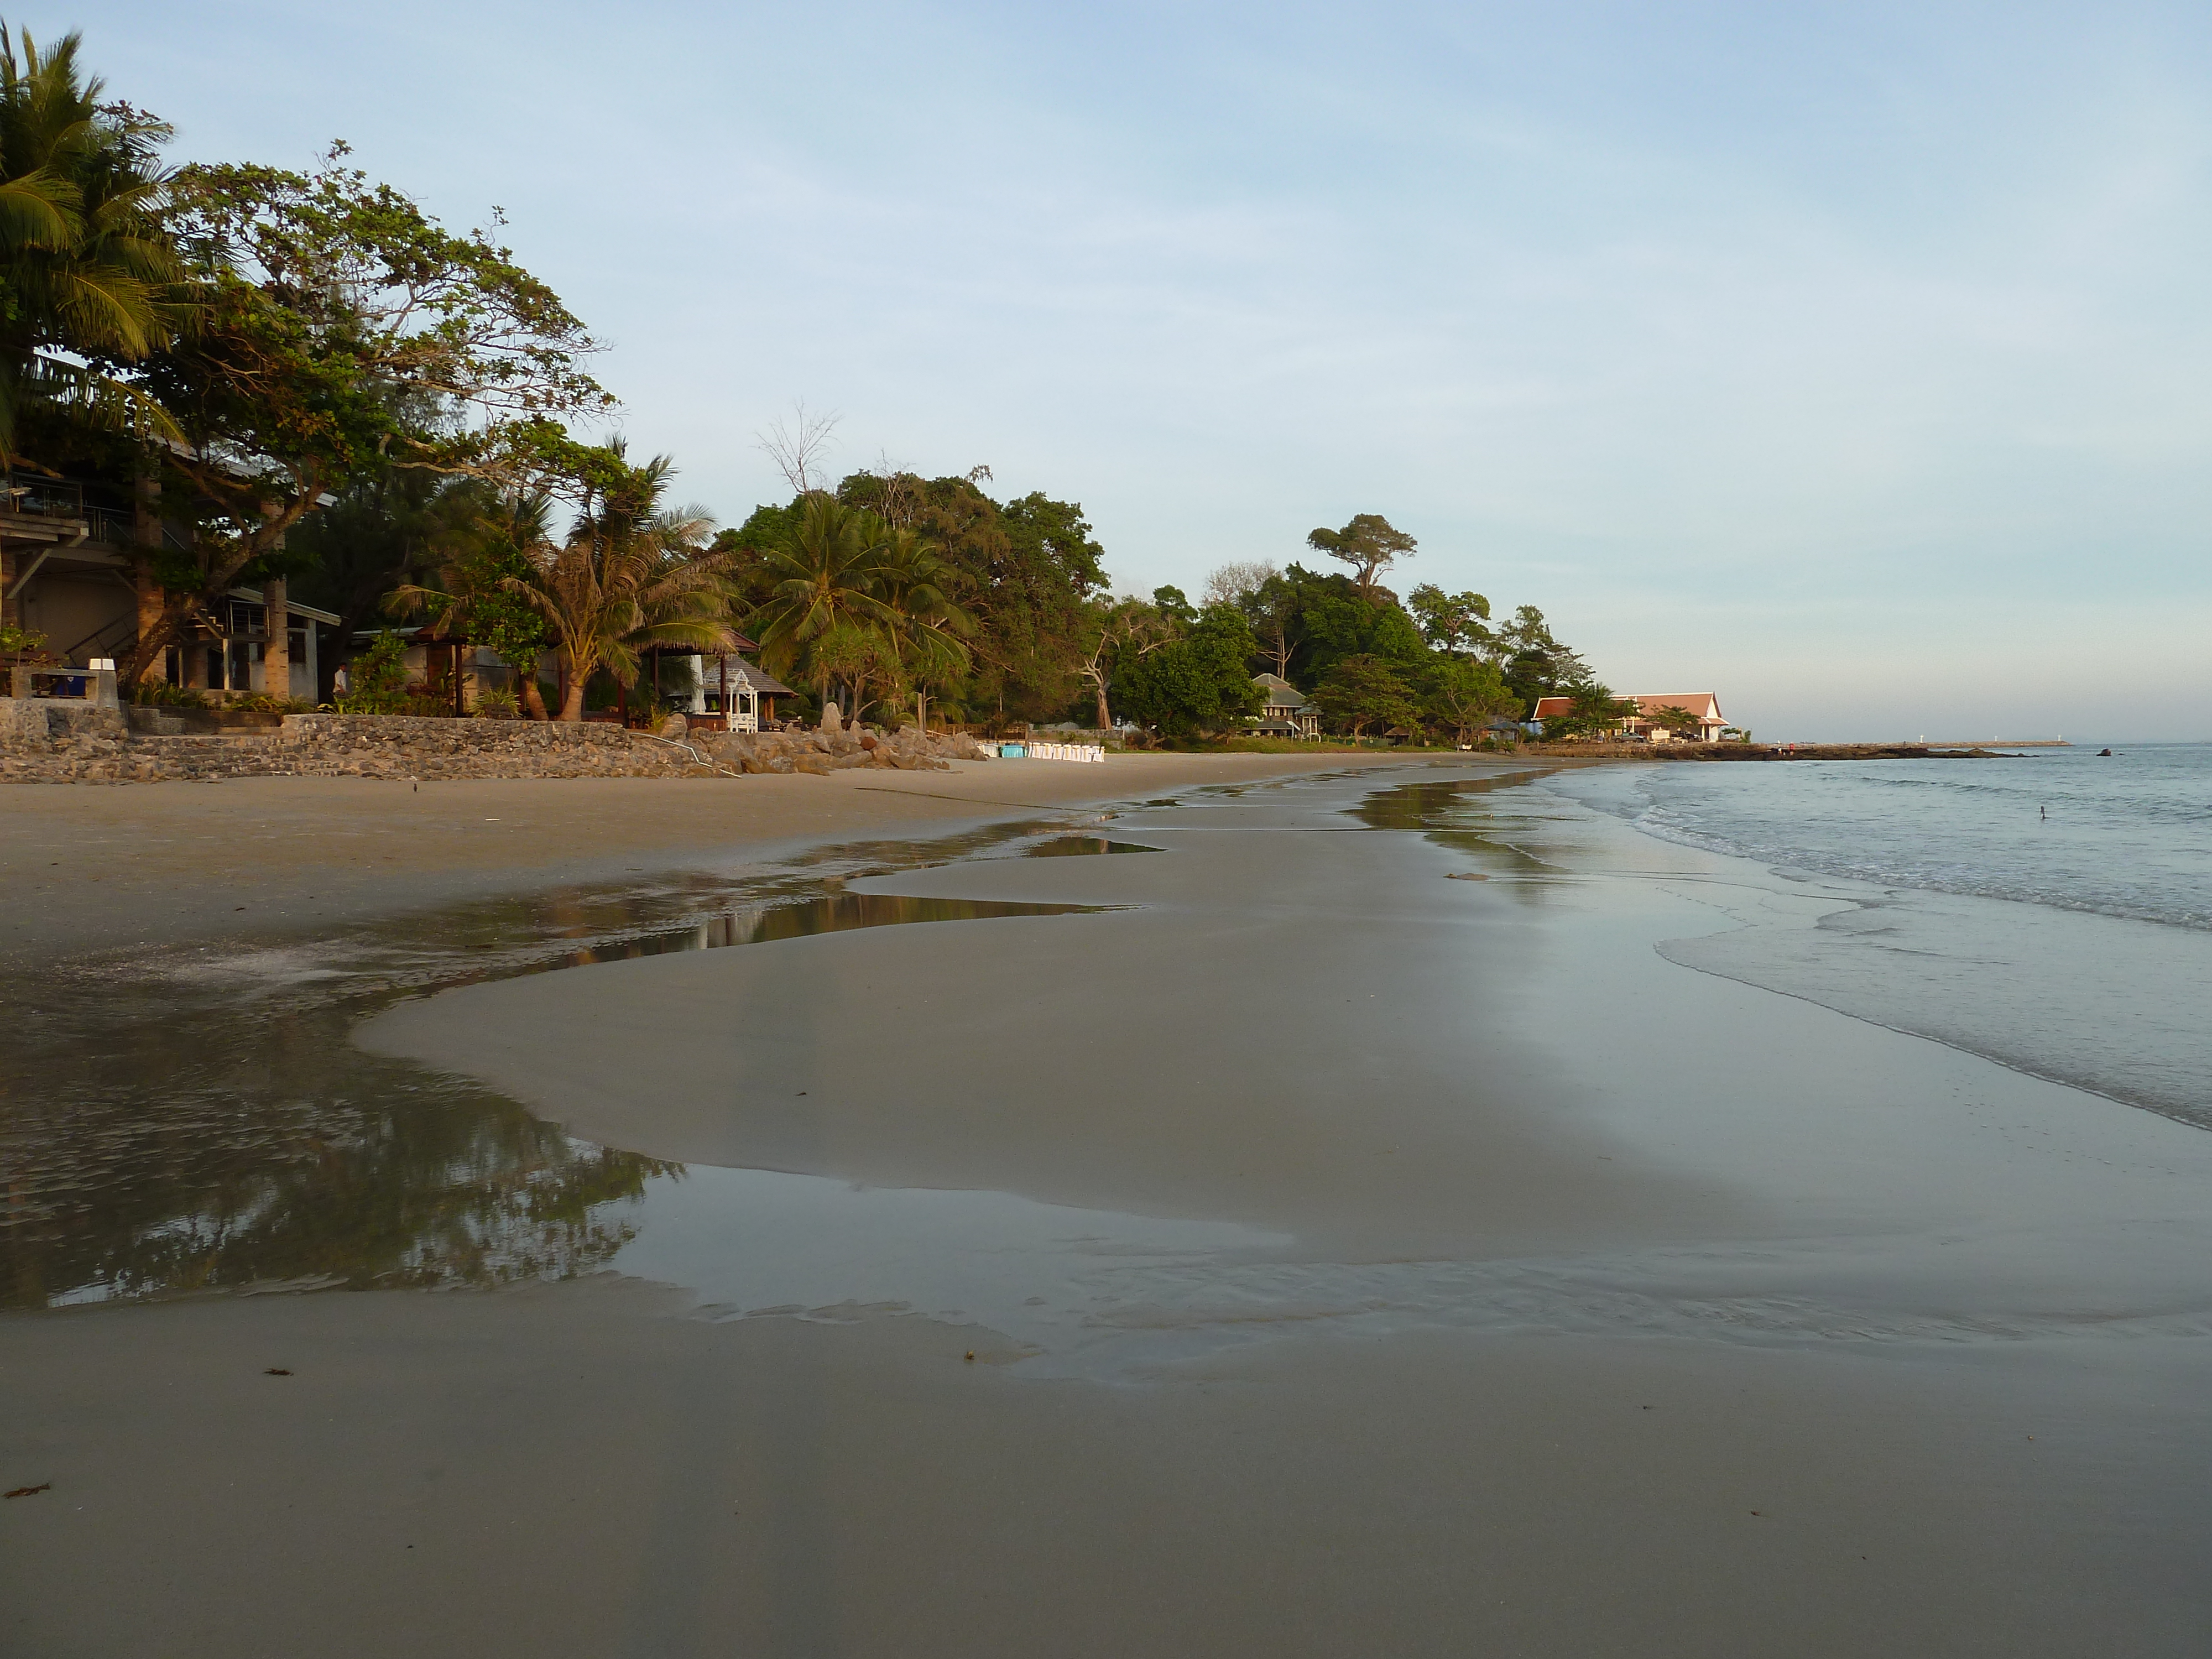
[0,703,993,785]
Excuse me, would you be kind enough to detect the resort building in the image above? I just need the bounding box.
[1250,672,1321,738]
[1528,692,1734,741]
[2,471,341,698]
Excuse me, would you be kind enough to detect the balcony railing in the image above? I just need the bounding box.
[1,477,191,552]
[1,476,86,519]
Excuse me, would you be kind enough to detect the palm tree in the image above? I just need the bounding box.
[875,526,973,728]
[501,449,740,722]
[0,27,184,465]
[748,493,903,716]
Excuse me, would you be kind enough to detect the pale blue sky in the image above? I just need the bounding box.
[65,1,2212,737]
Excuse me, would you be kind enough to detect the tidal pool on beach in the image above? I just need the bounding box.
[0,815,1139,1311]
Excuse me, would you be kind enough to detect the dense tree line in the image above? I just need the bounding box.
[1,24,1618,737]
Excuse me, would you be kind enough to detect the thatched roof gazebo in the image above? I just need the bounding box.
[698,648,794,730]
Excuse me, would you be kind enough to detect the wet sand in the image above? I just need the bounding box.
[10,1283,2203,1658]
[6,761,2209,1655]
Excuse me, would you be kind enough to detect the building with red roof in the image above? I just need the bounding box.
[1530,692,1733,742]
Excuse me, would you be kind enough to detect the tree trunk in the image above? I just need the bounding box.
[128,470,165,690]
[1093,679,1110,732]
[263,575,290,701]
[521,675,549,721]
[560,678,586,722]
[131,568,166,686]
[118,484,319,691]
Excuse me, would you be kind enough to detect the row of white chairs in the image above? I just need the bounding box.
[1005,742,1105,763]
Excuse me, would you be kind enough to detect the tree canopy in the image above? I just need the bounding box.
[114,148,610,686]
[1306,513,1416,603]
[1109,602,1263,739]
[0,26,184,464]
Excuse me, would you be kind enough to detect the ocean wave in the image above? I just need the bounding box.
[1548,753,2212,933]
[1624,809,2212,931]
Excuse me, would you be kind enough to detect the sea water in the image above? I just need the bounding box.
[1539,744,2212,1127]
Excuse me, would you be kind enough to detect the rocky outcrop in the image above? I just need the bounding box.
[0,704,994,785]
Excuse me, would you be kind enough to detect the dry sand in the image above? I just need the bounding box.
[5,759,2209,1656]
[0,750,1415,960]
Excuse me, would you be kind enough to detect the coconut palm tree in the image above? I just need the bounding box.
[875,526,973,728]
[500,448,740,721]
[748,493,904,715]
[0,27,184,464]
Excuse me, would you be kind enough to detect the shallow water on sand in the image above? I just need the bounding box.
[1540,757,2212,1126]
[0,816,1129,1310]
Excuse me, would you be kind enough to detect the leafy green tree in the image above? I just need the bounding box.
[996,488,1108,711]
[121,148,607,688]
[0,26,184,465]
[874,525,974,726]
[834,470,1105,724]
[1150,583,1197,626]
[1271,562,1425,687]
[386,484,559,717]
[1406,583,1492,656]
[734,470,1110,726]
[1306,513,1416,604]
[335,630,408,713]
[1420,654,1518,745]
[810,623,905,725]
[1110,604,1262,740]
[1311,653,1421,738]
[1490,604,1588,713]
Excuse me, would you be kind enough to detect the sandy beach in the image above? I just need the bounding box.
[0,750,1416,961]
[5,758,2208,1656]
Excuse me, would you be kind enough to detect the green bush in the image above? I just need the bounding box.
[133,680,211,708]
[231,691,315,713]
[0,621,50,656]
[335,633,411,714]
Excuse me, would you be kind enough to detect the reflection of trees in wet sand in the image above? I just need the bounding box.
[1,990,675,1309]
[1350,777,1563,885]
[1,814,1129,1311]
